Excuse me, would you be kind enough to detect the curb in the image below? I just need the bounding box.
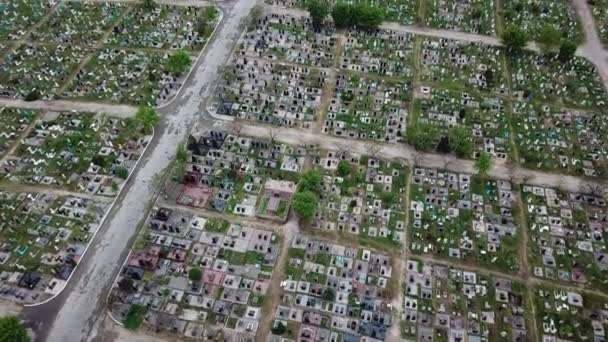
[156,7,224,111]
[23,127,156,308]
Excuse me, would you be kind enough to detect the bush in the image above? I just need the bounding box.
[298,170,323,194]
[501,25,529,52]
[337,160,350,177]
[123,304,146,330]
[271,321,287,335]
[0,316,29,342]
[24,90,40,102]
[331,3,384,30]
[475,152,492,177]
[188,267,202,282]
[406,122,440,151]
[166,50,192,75]
[293,191,318,222]
[115,167,129,179]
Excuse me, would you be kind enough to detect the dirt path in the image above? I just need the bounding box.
[0,99,136,118]
[0,182,114,203]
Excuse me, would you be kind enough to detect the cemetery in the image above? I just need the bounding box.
[238,13,337,68]
[402,259,529,341]
[0,44,90,100]
[105,4,218,51]
[413,88,512,160]
[310,150,408,249]
[0,0,52,40]
[341,28,415,77]
[512,102,608,177]
[212,58,325,127]
[425,0,496,35]
[533,285,608,341]
[0,108,35,158]
[0,190,109,304]
[1,111,151,196]
[33,1,127,46]
[0,1,219,105]
[169,131,305,220]
[420,37,507,94]
[522,185,608,291]
[502,0,582,41]
[323,72,410,142]
[62,48,180,106]
[508,53,606,109]
[109,208,279,339]
[590,0,608,45]
[409,168,520,272]
[270,234,395,341]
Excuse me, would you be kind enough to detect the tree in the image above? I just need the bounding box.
[306,0,329,27]
[166,50,192,75]
[115,167,129,179]
[558,40,577,62]
[176,143,188,164]
[135,106,159,134]
[298,170,323,194]
[188,267,202,282]
[271,321,287,335]
[293,191,318,222]
[141,0,155,10]
[501,25,529,52]
[475,152,492,177]
[124,304,146,330]
[337,160,350,177]
[0,316,29,342]
[448,126,473,158]
[537,25,561,53]
[406,122,440,151]
[332,3,354,28]
[323,287,336,301]
[118,277,134,293]
[331,3,384,30]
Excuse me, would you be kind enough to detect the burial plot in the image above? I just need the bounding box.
[409,168,520,272]
[523,185,608,290]
[110,210,279,337]
[0,108,36,158]
[215,58,324,127]
[63,49,172,106]
[0,190,108,304]
[2,111,149,195]
[533,286,608,341]
[341,28,415,78]
[513,102,607,177]
[413,88,511,160]
[425,0,496,35]
[403,259,529,341]
[509,53,607,109]
[0,0,52,40]
[420,37,507,95]
[107,4,219,51]
[502,0,582,41]
[177,132,305,218]
[274,234,395,341]
[324,72,410,142]
[239,14,337,68]
[33,1,127,46]
[0,44,89,99]
[310,151,408,249]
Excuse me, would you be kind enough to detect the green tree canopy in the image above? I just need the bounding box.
[0,316,28,342]
[167,50,192,75]
[331,3,384,30]
[293,191,318,222]
[406,122,440,151]
[298,170,323,194]
[135,106,159,134]
[501,25,529,53]
[448,126,473,158]
[558,40,577,62]
[141,0,155,10]
[306,0,329,27]
[271,321,287,335]
[188,267,202,282]
[537,25,561,53]
[337,160,350,177]
[124,304,146,330]
[475,152,492,177]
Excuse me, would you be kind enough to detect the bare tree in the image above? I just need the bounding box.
[582,181,608,197]
[412,151,423,168]
[268,128,278,144]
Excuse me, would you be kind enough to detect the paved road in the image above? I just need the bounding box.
[22,0,255,341]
